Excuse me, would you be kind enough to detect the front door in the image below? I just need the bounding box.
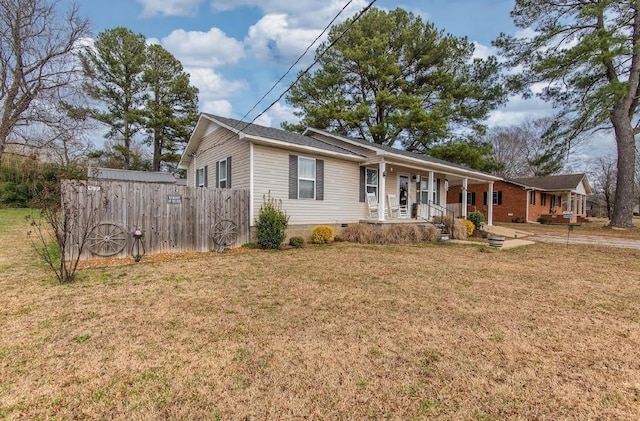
[399,175,409,207]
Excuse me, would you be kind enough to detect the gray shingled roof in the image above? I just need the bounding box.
[89,167,179,183]
[306,127,483,173]
[511,173,587,191]
[203,113,364,157]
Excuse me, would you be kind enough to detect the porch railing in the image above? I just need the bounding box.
[417,201,455,221]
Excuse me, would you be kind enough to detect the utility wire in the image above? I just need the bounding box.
[237,0,356,124]
[193,0,377,158]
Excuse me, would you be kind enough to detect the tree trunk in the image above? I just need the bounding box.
[610,111,636,228]
[153,127,161,172]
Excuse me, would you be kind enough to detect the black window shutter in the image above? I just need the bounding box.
[471,192,476,205]
[289,155,298,199]
[359,167,366,202]
[483,192,487,205]
[204,166,208,187]
[215,161,219,188]
[458,192,462,203]
[227,156,232,188]
[498,191,502,205]
[316,159,324,201]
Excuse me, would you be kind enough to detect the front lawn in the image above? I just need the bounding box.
[1,209,639,419]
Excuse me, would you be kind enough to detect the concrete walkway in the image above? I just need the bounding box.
[484,224,640,250]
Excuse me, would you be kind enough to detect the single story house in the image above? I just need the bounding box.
[178,113,502,237]
[446,173,593,223]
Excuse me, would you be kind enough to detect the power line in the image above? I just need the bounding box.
[237,0,356,124]
[193,0,377,158]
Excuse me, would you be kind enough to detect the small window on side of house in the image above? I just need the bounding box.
[218,159,227,188]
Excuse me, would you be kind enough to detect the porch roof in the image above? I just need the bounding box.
[304,128,501,182]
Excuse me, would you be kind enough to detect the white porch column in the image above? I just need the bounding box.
[378,161,386,221]
[487,182,494,226]
[577,194,582,215]
[583,195,587,216]
[427,171,434,220]
[566,192,572,212]
[462,178,468,218]
[573,193,578,215]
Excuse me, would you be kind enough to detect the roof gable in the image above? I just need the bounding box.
[511,173,592,193]
[178,114,364,168]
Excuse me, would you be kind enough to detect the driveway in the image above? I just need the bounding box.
[529,232,640,250]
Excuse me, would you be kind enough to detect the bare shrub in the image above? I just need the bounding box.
[421,224,440,242]
[452,218,468,240]
[341,224,375,244]
[27,180,103,283]
[377,224,420,244]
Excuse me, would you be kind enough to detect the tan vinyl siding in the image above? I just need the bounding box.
[186,123,250,189]
[253,144,366,225]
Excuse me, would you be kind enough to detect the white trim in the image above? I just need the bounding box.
[249,142,254,226]
[365,167,378,199]
[462,178,468,218]
[378,160,386,221]
[297,156,316,200]
[217,158,227,188]
[487,182,494,226]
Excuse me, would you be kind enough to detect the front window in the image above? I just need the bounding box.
[298,157,316,199]
[492,191,502,205]
[366,168,378,198]
[530,191,536,205]
[420,179,439,204]
[218,159,227,188]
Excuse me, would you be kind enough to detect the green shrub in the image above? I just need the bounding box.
[255,193,289,249]
[468,210,484,230]
[311,225,334,244]
[289,236,305,248]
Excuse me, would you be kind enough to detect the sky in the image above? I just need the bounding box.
[67,0,615,167]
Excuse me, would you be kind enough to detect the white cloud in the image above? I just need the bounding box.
[245,14,321,63]
[202,100,233,117]
[472,42,497,60]
[211,0,367,27]
[187,68,248,100]
[253,113,273,127]
[137,0,204,17]
[161,28,245,68]
[250,102,299,128]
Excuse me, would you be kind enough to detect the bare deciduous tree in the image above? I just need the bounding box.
[0,0,90,165]
[487,117,574,178]
[589,155,617,219]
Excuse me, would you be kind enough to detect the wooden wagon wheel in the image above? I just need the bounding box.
[87,222,127,257]
[210,219,237,251]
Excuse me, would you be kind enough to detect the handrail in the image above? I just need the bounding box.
[416,200,455,221]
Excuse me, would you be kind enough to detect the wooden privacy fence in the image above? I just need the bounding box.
[62,180,250,260]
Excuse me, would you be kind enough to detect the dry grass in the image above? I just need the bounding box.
[501,217,640,238]
[2,210,640,419]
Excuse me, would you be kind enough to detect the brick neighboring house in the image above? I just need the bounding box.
[446,173,592,223]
